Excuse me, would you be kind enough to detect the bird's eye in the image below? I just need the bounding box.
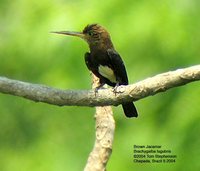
[88,31,93,36]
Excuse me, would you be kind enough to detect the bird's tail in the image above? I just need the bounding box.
[122,102,138,118]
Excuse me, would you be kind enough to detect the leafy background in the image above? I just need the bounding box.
[0,0,200,170]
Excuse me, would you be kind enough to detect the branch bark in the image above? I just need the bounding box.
[1,64,200,171]
[84,74,115,171]
[0,65,200,107]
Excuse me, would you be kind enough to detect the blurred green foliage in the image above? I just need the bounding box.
[0,0,200,170]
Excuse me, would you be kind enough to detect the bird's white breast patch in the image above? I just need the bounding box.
[98,65,117,83]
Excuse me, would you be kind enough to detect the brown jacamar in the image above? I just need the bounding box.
[52,24,138,118]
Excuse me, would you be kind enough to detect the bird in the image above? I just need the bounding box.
[52,24,138,118]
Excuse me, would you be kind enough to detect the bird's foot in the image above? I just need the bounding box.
[94,83,105,96]
[113,83,120,95]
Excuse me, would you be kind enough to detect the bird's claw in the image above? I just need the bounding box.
[94,87,99,96]
[94,83,105,96]
[113,83,119,95]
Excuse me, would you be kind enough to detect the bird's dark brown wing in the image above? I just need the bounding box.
[107,49,138,117]
[85,52,115,86]
[107,49,129,85]
[84,52,93,71]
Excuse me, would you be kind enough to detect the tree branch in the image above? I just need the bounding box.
[84,74,115,171]
[0,65,200,106]
[1,65,200,171]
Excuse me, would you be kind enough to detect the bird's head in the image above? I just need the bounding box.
[52,24,113,50]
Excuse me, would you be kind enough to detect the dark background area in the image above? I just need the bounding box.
[0,0,200,170]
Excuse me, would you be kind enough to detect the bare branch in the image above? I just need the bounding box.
[84,74,115,171]
[0,65,200,106]
[1,65,200,171]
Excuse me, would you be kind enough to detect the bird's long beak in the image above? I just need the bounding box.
[51,31,85,39]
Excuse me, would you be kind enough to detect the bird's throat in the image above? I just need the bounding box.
[89,38,114,52]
